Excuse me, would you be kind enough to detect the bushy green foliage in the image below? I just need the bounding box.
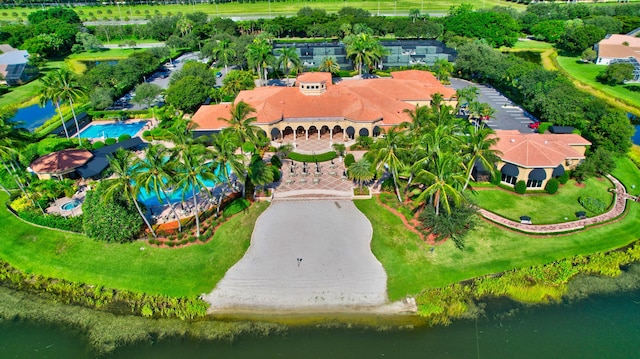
[418,203,478,250]
[270,154,282,168]
[597,62,635,86]
[18,210,84,233]
[223,198,250,217]
[545,178,559,194]
[445,5,520,47]
[92,141,105,150]
[515,180,527,194]
[579,196,607,214]
[21,137,80,167]
[287,151,337,163]
[490,172,501,185]
[118,134,132,142]
[105,138,117,145]
[82,186,143,243]
[557,171,570,185]
[344,153,355,167]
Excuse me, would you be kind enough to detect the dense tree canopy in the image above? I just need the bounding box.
[444,6,520,47]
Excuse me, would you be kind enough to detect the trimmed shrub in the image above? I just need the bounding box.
[92,141,105,150]
[515,180,527,194]
[344,153,355,167]
[270,155,282,168]
[118,134,131,142]
[557,171,570,184]
[287,151,337,163]
[105,138,117,145]
[579,196,607,214]
[545,178,559,194]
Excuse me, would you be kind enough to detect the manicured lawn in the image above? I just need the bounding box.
[472,178,614,224]
[0,61,66,108]
[612,156,640,196]
[0,192,268,297]
[65,48,148,73]
[0,1,524,22]
[507,39,553,51]
[556,54,640,115]
[358,196,640,301]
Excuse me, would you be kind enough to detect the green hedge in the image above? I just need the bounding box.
[287,151,337,163]
[17,209,84,233]
[515,180,527,194]
[545,178,559,194]
[579,196,607,214]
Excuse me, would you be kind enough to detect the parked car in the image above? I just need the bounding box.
[528,121,540,130]
[215,71,223,78]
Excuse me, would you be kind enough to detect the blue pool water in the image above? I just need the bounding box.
[61,200,81,211]
[137,164,231,207]
[79,122,146,139]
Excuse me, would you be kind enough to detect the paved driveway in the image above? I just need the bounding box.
[449,78,538,133]
[203,200,388,312]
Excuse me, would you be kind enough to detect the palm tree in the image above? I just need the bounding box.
[346,33,377,76]
[409,8,421,22]
[246,38,274,87]
[455,86,478,111]
[53,69,87,145]
[318,57,340,75]
[208,131,245,214]
[102,148,156,238]
[211,39,236,74]
[275,46,300,86]
[174,145,218,238]
[0,115,32,200]
[134,144,182,232]
[369,126,406,202]
[348,158,374,191]
[412,153,466,216]
[461,125,500,192]
[220,101,259,146]
[39,71,69,139]
[247,155,274,199]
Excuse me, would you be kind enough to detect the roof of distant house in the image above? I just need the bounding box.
[0,44,17,54]
[597,34,640,60]
[0,50,29,65]
[491,130,591,168]
[191,70,456,130]
[30,149,93,175]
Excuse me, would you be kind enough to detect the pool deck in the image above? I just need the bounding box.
[77,119,155,141]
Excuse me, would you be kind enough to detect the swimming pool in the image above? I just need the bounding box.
[79,121,147,139]
[137,164,231,207]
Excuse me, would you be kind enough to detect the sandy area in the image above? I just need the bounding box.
[204,200,392,313]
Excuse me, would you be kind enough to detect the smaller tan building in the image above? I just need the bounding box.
[490,130,591,189]
[29,149,93,180]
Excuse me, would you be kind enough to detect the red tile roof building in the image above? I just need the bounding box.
[191,70,456,141]
[490,130,591,189]
[29,149,93,180]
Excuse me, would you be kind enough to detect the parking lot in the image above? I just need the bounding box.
[449,78,538,133]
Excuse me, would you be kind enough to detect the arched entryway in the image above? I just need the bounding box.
[283,126,294,140]
[296,126,305,140]
[527,168,546,188]
[333,125,344,140]
[373,126,381,137]
[270,128,281,141]
[308,125,318,140]
[320,125,331,139]
[346,126,355,140]
[359,128,369,137]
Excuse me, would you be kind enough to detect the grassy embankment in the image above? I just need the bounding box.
[0,1,524,22]
[359,157,640,301]
[0,194,268,297]
[473,177,614,224]
[65,48,148,73]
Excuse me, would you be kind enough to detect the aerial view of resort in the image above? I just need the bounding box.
[1,0,640,357]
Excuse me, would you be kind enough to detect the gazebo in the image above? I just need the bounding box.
[29,149,93,180]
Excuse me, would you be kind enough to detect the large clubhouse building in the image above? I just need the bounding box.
[191,70,457,142]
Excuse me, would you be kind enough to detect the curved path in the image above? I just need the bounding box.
[204,200,389,313]
[479,175,636,234]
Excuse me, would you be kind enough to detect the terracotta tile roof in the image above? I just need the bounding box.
[30,149,93,174]
[491,130,590,168]
[297,72,333,84]
[192,70,454,129]
[390,70,457,98]
[597,34,640,60]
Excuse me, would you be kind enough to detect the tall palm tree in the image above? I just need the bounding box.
[348,158,375,191]
[174,145,218,238]
[0,115,32,200]
[212,39,236,74]
[134,144,182,232]
[53,69,87,145]
[208,131,245,214]
[412,153,466,216]
[275,46,300,86]
[369,126,406,202]
[455,86,478,111]
[246,38,274,87]
[247,154,274,199]
[318,57,340,75]
[39,71,69,139]
[102,148,156,238]
[461,125,500,192]
[219,101,259,146]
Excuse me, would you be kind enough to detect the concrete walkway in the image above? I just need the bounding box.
[203,200,393,313]
[479,175,636,234]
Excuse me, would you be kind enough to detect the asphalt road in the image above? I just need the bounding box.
[449,78,538,134]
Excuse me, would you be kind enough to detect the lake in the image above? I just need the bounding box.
[10,100,56,132]
[2,275,640,358]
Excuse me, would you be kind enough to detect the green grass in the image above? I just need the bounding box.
[0,1,524,22]
[0,192,268,297]
[555,55,640,115]
[0,61,66,108]
[612,156,640,196]
[505,39,553,51]
[472,177,614,224]
[358,197,640,301]
[65,48,147,73]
